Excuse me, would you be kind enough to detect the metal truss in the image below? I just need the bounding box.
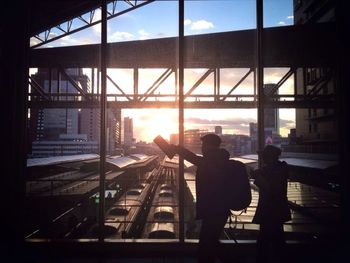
[30,0,155,49]
[306,68,333,96]
[28,66,336,109]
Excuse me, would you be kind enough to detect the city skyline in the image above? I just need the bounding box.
[122,107,295,143]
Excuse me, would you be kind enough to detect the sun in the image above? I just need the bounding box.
[147,111,178,142]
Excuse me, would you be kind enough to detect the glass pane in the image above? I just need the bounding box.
[184,0,257,242]
[260,0,340,247]
[105,0,179,241]
[26,6,101,239]
[26,67,101,240]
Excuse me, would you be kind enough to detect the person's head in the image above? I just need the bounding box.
[259,145,281,165]
[200,133,221,156]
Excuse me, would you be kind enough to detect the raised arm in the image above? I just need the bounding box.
[172,145,202,166]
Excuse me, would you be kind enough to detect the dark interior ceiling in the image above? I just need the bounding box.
[28,0,104,36]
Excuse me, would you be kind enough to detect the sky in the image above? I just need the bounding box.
[30,0,295,142]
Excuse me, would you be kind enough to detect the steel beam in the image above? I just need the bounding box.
[257,0,265,167]
[221,68,253,101]
[59,66,88,98]
[307,69,333,95]
[265,67,295,96]
[28,77,49,100]
[31,1,155,49]
[27,99,335,109]
[139,68,173,101]
[178,0,185,243]
[30,23,336,69]
[99,0,107,242]
[184,69,214,99]
[106,75,132,101]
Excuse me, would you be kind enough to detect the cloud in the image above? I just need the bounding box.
[279,118,295,129]
[155,32,167,38]
[185,19,214,31]
[30,37,40,46]
[279,118,295,136]
[92,8,102,23]
[184,116,257,135]
[185,116,256,126]
[138,29,150,40]
[49,32,58,38]
[184,19,192,26]
[109,31,135,42]
[61,35,70,40]
[278,21,286,25]
[287,15,294,19]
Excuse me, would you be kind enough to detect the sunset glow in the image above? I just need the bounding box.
[127,109,178,142]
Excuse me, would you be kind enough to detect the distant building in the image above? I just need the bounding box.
[28,68,121,156]
[184,129,208,154]
[264,84,280,135]
[214,126,222,135]
[123,117,134,146]
[170,134,179,145]
[249,123,258,153]
[80,108,121,154]
[288,128,297,145]
[29,68,89,143]
[293,0,337,153]
[249,84,280,151]
[249,120,282,153]
[31,140,98,157]
[231,134,251,156]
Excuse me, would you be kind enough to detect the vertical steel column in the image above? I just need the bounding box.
[48,68,52,99]
[175,67,178,102]
[91,68,95,96]
[178,0,185,243]
[98,0,107,242]
[97,67,100,96]
[294,68,297,97]
[303,68,307,97]
[57,68,60,100]
[256,0,265,167]
[216,68,220,101]
[254,69,257,102]
[134,67,138,101]
[335,0,349,242]
[214,69,217,100]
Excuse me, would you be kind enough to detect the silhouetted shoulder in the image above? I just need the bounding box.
[218,148,230,160]
[229,159,246,169]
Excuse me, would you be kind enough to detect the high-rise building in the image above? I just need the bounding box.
[249,122,258,153]
[264,84,280,135]
[293,0,337,153]
[231,134,250,156]
[80,108,122,153]
[184,129,208,154]
[29,68,122,155]
[29,68,89,144]
[123,117,134,146]
[111,108,122,147]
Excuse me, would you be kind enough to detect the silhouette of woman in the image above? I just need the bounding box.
[251,145,291,263]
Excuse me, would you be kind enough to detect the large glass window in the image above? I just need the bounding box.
[105,0,179,240]
[183,0,257,241]
[262,0,340,242]
[25,0,340,246]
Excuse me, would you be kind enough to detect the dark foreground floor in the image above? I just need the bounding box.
[3,239,347,263]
